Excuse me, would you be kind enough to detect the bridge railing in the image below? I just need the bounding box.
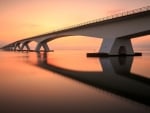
[50,5,150,34]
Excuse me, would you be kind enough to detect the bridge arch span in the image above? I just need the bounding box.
[35,35,102,52]
[28,41,38,51]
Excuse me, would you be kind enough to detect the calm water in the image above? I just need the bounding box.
[0,50,150,113]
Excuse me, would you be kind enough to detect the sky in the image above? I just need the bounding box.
[0,0,150,50]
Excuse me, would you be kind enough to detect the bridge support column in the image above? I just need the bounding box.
[20,42,30,51]
[11,45,15,51]
[99,38,134,55]
[14,43,21,51]
[3,47,11,51]
[87,38,139,57]
[35,42,50,52]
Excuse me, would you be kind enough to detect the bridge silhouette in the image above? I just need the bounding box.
[1,6,150,56]
[23,52,150,106]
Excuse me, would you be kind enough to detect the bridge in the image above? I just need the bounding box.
[1,6,150,56]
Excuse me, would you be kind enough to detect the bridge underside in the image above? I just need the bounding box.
[2,37,143,57]
[1,31,149,56]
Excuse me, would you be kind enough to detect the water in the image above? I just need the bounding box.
[0,50,150,113]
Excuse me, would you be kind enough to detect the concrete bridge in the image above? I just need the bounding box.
[2,6,150,56]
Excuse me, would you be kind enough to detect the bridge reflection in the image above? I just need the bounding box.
[31,52,150,106]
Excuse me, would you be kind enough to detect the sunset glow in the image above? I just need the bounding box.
[0,0,150,49]
[0,1,150,111]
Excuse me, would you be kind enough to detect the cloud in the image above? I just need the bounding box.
[0,0,36,11]
[0,0,21,6]
[0,0,22,11]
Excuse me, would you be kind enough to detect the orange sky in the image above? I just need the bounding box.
[0,0,150,50]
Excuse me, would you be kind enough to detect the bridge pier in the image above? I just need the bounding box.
[14,43,21,51]
[35,42,50,52]
[10,45,15,51]
[87,38,141,57]
[100,38,134,55]
[3,47,12,51]
[20,41,30,51]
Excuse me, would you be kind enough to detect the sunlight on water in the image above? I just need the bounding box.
[0,50,149,113]
[131,53,150,79]
[27,50,103,72]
